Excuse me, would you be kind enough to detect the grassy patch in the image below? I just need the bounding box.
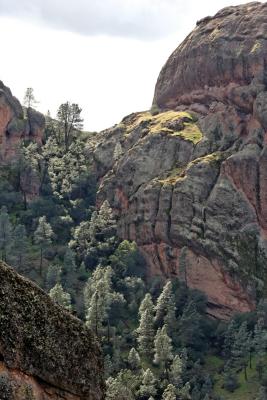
[250,41,261,54]
[122,110,202,144]
[211,356,264,400]
[158,167,186,185]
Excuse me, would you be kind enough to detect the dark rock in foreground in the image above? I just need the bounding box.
[0,261,105,400]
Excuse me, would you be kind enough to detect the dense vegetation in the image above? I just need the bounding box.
[0,101,266,400]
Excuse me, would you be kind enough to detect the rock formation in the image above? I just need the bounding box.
[0,261,105,400]
[0,81,44,162]
[92,2,267,319]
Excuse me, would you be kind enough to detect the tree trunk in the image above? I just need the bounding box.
[244,365,248,382]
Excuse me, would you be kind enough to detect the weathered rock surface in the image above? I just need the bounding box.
[0,81,44,162]
[91,3,267,319]
[0,261,105,400]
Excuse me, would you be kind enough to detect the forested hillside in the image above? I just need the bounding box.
[0,89,265,400]
[1,2,267,399]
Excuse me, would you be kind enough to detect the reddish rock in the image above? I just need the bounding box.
[0,81,45,163]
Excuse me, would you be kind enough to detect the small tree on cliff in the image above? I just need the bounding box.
[57,102,83,151]
[34,216,54,276]
[23,87,37,108]
[0,206,13,262]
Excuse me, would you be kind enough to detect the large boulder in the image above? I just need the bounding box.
[0,261,105,400]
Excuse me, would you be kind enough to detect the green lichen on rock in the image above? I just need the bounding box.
[0,261,105,399]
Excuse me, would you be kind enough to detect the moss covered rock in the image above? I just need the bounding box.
[0,261,105,400]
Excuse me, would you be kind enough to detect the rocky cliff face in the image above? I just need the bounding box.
[0,81,44,162]
[0,81,45,200]
[91,2,267,319]
[0,261,105,400]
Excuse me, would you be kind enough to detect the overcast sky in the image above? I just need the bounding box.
[0,0,253,131]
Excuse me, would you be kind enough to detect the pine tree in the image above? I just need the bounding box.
[49,283,72,311]
[34,216,54,275]
[155,281,176,335]
[154,325,173,371]
[106,376,135,400]
[62,247,76,287]
[128,348,141,371]
[162,384,177,400]
[178,301,203,349]
[13,224,28,269]
[254,318,267,379]
[0,206,13,262]
[46,264,61,289]
[84,266,124,336]
[136,293,155,358]
[177,382,191,400]
[223,319,238,358]
[169,355,183,388]
[57,102,83,151]
[139,368,157,398]
[104,354,113,378]
[231,321,250,381]
[23,87,37,108]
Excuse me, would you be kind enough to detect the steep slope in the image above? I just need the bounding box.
[91,2,267,319]
[0,261,104,400]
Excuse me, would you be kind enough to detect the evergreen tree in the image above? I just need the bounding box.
[136,293,155,358]
[154,325,173,371]
[231,321,250,381]
[128,348,141,371]
[178,301,203,350]
[84,266,124,336]
[106,376,135,400]
[254,318,267,379]
[12,224,28,268]
[139,368,157,398]
[162,384,177,400]
[23,87,37,108]
[177,382,191,400]
[57,102,83,151]
[34,216,54,275]
[0,206,13,262]
[169,355,183,388]
[70,200,117,265]
[223,319,238,358]
[104,354,113,378]
[62,247,76,287]
[46,264,61,289]
[155,281,176,335]
[49,283,72,311]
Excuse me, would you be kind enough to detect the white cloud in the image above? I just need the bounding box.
[0,0,256,40]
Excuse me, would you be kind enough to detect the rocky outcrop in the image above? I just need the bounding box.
[91,3,267,319]
[0,261,105,400]
[0,81,45,162]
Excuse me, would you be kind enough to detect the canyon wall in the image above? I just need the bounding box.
[92,2,267,319]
